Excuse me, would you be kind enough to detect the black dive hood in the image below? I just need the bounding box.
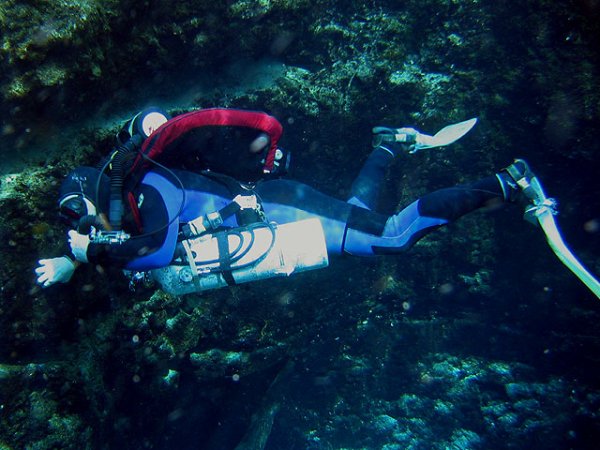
[58,167,110,225]
[59,167,110,206]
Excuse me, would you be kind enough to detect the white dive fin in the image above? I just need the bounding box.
[413,118,478,152]
[532,200,600,300]
[508,162,599,299]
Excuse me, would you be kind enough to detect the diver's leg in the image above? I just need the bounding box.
[348,127,417,209]
[260,169,520,258]
[348,147,395,209]
[344,175,507,256]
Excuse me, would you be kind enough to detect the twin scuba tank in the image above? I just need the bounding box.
[149,218,328,296]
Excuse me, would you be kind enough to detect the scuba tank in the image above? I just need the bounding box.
[149,218,329,295]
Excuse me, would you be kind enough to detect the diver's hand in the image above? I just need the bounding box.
[35,257,76,287]
[68,230,90,263]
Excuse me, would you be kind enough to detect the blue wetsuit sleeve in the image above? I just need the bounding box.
[87,185,170,268]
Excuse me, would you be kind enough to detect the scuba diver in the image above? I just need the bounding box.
[35,108,600,299]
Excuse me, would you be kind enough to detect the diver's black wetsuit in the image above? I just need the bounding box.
[85,146,505,271]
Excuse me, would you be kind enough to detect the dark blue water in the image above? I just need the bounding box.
[1,1,599,449]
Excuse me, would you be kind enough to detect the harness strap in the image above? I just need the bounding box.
[182,194,264,239]
[182,239,201,290]
[201,171,265,226]
[216,232,236,286]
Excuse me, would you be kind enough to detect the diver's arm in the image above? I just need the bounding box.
[85,229,167,268]
[85,186,170,268]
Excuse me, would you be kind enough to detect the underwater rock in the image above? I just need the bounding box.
[371,414,399,435]
[0,362,92,449]
[446,429,481,449]
[162,368,180,388]
[190,343,286,380]
[0,0,599,448]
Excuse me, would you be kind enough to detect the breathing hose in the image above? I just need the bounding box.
[108,134,143,229]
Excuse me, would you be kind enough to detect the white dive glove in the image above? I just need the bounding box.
[68,230,90,263]
[35,257,76,287]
